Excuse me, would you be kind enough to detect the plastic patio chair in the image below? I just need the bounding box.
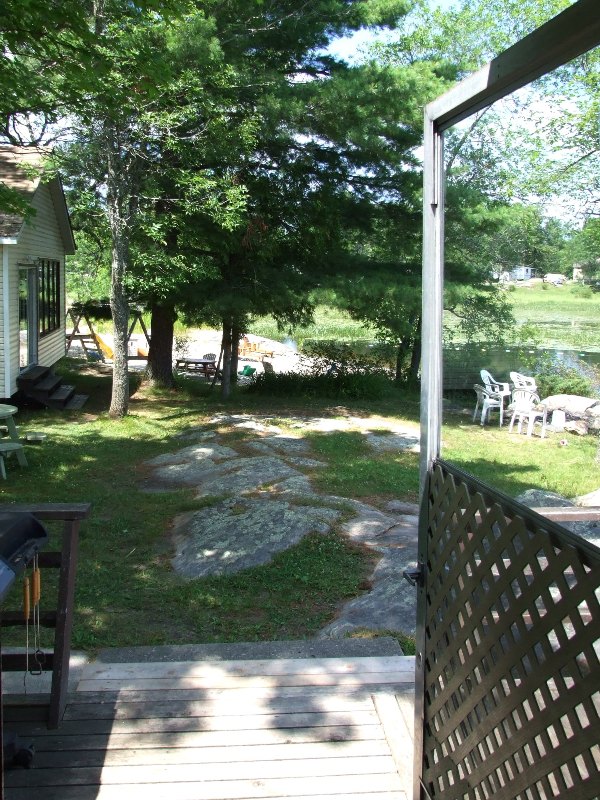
[508,388,548,438]
[238,365,256,377]
[510,371,537,392]
[480,369,511,409]
[473,383,504,426]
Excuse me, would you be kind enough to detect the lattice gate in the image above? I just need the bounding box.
[413,459,600,800]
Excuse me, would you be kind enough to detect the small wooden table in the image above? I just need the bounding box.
[0,404,27,468]
[175,358,218,377]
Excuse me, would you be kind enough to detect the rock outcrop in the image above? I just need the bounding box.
[541,394,600,435]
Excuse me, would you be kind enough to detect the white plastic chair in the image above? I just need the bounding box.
[510,371,537,392]
[473,384,504,426]
[481,369,511,409]
[508,388,548,438]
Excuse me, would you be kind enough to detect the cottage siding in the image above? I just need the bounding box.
[0,244,7,397]
[3,183,66,396]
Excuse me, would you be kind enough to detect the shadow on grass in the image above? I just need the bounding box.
[443,455,548,499]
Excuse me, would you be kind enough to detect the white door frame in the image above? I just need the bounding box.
[18,264,39,371]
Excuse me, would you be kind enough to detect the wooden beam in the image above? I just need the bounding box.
[427,0,600,131]
[48,517,83,729]
[419,116,444,489]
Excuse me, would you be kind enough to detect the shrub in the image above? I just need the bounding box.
[244,339,396,400]
[570,284,594,299]
[246,370,392,401]
[303,340,390,376]
[533,352,597,398]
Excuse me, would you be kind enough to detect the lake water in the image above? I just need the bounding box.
[444,344,600,392]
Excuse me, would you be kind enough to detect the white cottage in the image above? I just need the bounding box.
[0,146,75,400]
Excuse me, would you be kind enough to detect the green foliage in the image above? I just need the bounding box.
[567,218,600,283]
[66,232,111,303]
[533,353,596,399]
[445,285,515,345]
[247,338,395,400]
[570,284,594,299]
[69,300,113,321]
[304,341,390,376]
[247,370,393,402]
[54,0,435,404]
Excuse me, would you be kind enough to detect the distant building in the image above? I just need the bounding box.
[0,146,75,398]
[510,265,536,281]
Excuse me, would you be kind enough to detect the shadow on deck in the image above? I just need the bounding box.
[3,651,415,800]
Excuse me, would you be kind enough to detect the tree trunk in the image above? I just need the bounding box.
[230,320,241,383]
[395,340,410,382]
[106,137,130,418]
[408,317,422,387]
[146,302,176,388]
[220,317,232,399]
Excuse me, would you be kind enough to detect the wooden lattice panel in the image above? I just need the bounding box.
[420,461,600,800]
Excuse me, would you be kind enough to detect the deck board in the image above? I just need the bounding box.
[4,655,414,800]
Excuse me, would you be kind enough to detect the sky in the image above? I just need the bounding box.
[326,0,592,225]
[327,0,457,63]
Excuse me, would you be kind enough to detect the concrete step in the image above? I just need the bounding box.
[95,637,405,664]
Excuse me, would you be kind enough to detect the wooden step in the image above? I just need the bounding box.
[28,373,62,397]
[16,368,87,412]
[46,384,75,409]
[65,394,88,410]
[16,365,50,390]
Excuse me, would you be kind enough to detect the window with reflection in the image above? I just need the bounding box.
[38,258,61,337]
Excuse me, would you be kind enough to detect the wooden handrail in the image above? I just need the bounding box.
[532,506,600,523]
[5,503,91,520]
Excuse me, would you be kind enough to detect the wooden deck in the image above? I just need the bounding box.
[4,655,415,800]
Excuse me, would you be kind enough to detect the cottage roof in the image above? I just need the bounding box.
[0,145,75,253]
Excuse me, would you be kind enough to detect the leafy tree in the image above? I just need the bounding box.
[1,0,183,415]
[0,0,97,213]
[357,0,592,363]
[374,0,598,217]
[52,0,429,407]
[117,1,428,396]
[567,218,600,283]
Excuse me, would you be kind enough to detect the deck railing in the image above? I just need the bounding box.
[0,503,90,728]
[416,460,600,800]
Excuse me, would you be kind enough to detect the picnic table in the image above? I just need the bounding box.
[174,358,219,377]
[0,404,27,478]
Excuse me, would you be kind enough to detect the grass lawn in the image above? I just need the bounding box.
[443,404,600,499]
[250,284,600,352]
[507,282,600,349]
[3,358,599,652]
[509,281,600,326]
